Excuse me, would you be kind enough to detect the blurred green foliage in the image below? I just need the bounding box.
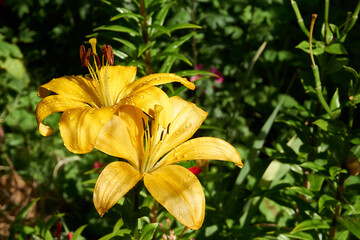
[1,0,360,239]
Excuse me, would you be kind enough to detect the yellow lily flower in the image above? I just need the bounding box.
[93,96,243,230]
[35,38,194,154]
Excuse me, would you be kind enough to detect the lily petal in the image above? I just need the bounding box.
[100,66,137,103]
[121,87,173,128]
[144,165,205,230]
[157,137,243,169]
[95,107,146,169]
[38,75,101,108]
[123,73,195,97]
[59,105,119,154]
[151,96,207,162]
[36,95,89,136]
[94,161,142,216]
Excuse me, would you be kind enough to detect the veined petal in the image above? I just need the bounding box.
[150,96,207,163]
[36,95,89,136]
[38,75,101,108]
[121,87,173,128]
[144,165,205,230]
[100,66,137,104]
[59,105,119,154]
[94,161,142,216]
[95,107,146,169]
[156,137,243,169]
[123,73,195,97]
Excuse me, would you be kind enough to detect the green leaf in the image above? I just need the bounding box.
[296,40,325,55]
[308,174,325,191]
[321,23,340,43]
[329,166,347,179]
[318,194,339,212]
[42,213,64,237]
[153,52,192,66]
[113,219,124,231]
[137,42,154,57]
[300,162,326,172]
[9,198,40,239]
[167,23,202,32]
[343,65,359,80]
[71,224,87,240]
[113,49,128,59]
[110,12,143,22]
[139,223,158,240]
[153,1,175,26]
[330,88,341,118]
[325,43,348,55]
[338,216,360,238]
[291,219,330,233]
[1,58,29,91]
[0,39,23,58]
[99,229,132,240]
[176,70,218,78]
[94,25,139,36]
[283,231,315,240]
[312,119,347,134]
[286,186,314,198]
[112,37,137,50]
[148,24,171,37]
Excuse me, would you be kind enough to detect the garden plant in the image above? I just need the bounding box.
[1,0,360,239]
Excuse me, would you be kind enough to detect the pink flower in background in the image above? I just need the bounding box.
[190,64,204,82]
[188,166,203,175]
[67,232,73,240]
[210,67,224,84]
[190,64,224,84]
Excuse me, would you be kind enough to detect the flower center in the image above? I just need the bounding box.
[80,38,115,107]
[141,105,171,173]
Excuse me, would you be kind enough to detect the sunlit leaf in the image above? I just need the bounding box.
[291,219,330,233]
[338,216,360,238]
[94,25,140,36]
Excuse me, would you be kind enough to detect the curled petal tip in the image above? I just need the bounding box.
[236,162,244,168]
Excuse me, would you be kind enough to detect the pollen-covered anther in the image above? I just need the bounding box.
[80,45,91,67]
[102,44,114,65]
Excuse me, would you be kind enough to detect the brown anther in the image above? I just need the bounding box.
[160,131,164,141]
[80,45,91,67]
[102,44,114,65]
[167,123,171,134]
[91,52,102,68]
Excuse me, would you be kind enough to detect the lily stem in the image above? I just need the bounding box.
[290,0,310,37]
[324,0,330,45]
[309,14,335,119]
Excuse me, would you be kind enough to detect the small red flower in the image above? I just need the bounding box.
[188,166,203,175]
[67,232,73,240]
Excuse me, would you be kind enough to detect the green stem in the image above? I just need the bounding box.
[324,0,330,45]
[312,65,335,118]
[340,0,360,42]
[290,0,310,37]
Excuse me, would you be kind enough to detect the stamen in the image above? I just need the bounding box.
[142,118,146,131]
[102,44,114,65]
[160,131,164,141]
[80,47,91,67]
[91,52,101,69]
[167,123,171,134]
